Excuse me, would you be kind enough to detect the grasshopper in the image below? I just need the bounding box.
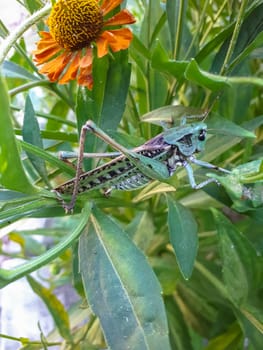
[54,119,230,212]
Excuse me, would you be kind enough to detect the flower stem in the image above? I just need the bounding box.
[0,4,51,66]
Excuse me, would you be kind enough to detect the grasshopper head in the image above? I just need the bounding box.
[163,121,208,156]
[174,122,207,156]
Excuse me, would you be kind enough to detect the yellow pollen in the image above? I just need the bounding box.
[48,0,103,51]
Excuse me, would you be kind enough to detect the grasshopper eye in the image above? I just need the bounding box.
[198,129,206,141]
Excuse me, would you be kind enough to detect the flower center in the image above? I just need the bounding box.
[48,0,104,51]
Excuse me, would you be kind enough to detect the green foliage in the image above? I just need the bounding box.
[80,207,170,349]
[0,0,262,349]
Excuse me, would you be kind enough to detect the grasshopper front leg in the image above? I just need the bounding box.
[184,156,231,189]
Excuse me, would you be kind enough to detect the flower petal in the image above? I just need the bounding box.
[100,0,123,16]
[59,51,81,84]
[39,51,72,81]
[79,47,93,68]
[38,31,53,40]
[33,45,62,65]
[33,31,62,64]
[96,36,109,58]
[103,9,136,26]
[34,32,59,53]
[78,65,93,89]
[101,28,133,52]
[33,1,135,89]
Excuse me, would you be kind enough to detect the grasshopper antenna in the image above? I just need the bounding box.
[202,92,223,122]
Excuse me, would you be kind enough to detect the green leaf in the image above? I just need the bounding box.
[0,75,35,194]
[9,231,46,256]
[131,34,151,60]
[166,0,188,57]
[237,159,263,184]
[228,31,263,72]
[207,117,256,138]
[140,0,164,48]
[79,206,171,350]
[76,55,109,170]
[212,2,263,73]
[167,196,198,279]
[211,209,261,306]
[24,0,43,14]
[196,25,234,65]
[208,159,263,211]
[141,105,205,126]
[185,59,230,90]
[47,99,70,131]
[22,95,49,185]
[150,256,178,295]
[0,19,9,38]
[76,51,131,170]
[27,275,72,342]
[126,211,155,252]
[151,42,188,79]
[72,241,85,297]
[19,139,75,177]
[234,307,263,348]
[204,323,242,350]
[99,51,131,132]
[165,296,194,350]
[2,60,39,81]
[0,202,91,287]
[0,195,56,229]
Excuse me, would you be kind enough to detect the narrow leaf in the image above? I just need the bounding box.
[0,75,35,194]
[208,159,263,211]
[100,50,131,132]
[204,323,242,350]
[151,42,188,79]
[233,308,263,350]
[212,3,263,73]
[2,60,39,80]
[208,117,256,138]
[23,95,49,184]
[141,105,205,126]
[133,182,176,203]
[167,196,198,279]
[140,0,164,48]
[76,51,131,170]
[27,275,72,342]
[76,55,109,170]
[211,209,261,306]
[80,207,171,350]
[165,296,194,350]
[126,211,155,252]
[166,0,188,57]
[0,202,91,287]
[185,59,230,90]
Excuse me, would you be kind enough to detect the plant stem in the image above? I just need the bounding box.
[220,0,248,75]
[0,202,91,287]
[195,260,228,298]
[0,4,51,66]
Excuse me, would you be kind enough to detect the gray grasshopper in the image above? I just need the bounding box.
[54,119,230,212]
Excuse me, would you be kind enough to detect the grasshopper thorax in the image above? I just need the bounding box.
[163,122,208,157]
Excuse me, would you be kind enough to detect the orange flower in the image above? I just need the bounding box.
[33,0,135,89]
